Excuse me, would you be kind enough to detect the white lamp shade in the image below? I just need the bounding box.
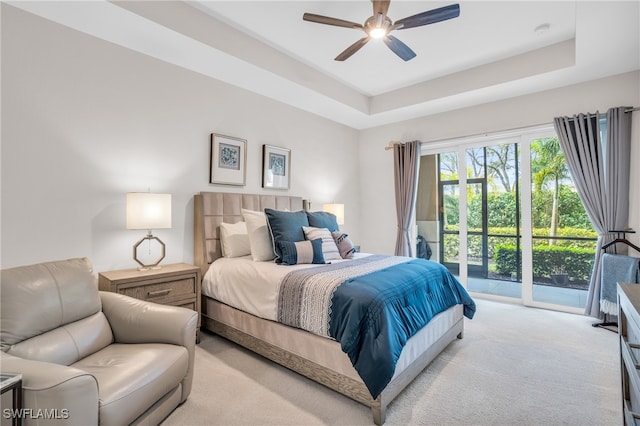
[126,193,172,230]
[323,203,344,225]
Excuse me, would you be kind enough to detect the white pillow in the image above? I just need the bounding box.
[302,226,342,261]
[242,209,275,261]
[220,221,250,258]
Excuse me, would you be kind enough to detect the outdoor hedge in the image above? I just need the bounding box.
[442,226,597,260]
[494,244,594,282]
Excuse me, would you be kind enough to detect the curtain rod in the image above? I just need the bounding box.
[384,140,401,151]
[561,106,638,121]
[385,107,637,151]
[384,140,427,151]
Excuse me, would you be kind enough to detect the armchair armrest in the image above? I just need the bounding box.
[0,352,98,425]
[99,291,198,401]
[99,291,197,347]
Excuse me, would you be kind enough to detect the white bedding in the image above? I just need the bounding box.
[202,253,370,320]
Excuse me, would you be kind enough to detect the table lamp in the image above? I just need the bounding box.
[322,203,344,226]
[126,192,172,269]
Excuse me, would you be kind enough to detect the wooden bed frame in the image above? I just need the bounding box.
[193,191,464,424]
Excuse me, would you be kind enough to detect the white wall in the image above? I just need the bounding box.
[358,71,640,255]
[2,5,638,272]
[0,5,361,272]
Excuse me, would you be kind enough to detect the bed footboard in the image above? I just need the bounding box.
[201,298,463,425]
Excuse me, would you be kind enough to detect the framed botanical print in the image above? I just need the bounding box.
[210,133,247,186]
[262,144,290,190]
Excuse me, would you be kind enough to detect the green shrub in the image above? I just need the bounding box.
[443,226,597,260]
[494,244,594,281]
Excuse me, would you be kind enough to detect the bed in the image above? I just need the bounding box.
[193,191,475,424]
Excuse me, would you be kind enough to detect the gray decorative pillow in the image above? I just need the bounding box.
[331,231,356,259]
[302,226,342,261]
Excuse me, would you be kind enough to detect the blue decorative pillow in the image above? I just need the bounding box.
[277,239,325,265]
[264,208,310,263]
[306,211,339,232]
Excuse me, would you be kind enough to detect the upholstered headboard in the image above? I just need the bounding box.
[193,191,303,276]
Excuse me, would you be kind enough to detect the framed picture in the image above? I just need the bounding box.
[262,144,290,190]
[210,133,247,186]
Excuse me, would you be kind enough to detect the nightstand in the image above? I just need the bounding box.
[98,263,201,340]
[1,373,22,426]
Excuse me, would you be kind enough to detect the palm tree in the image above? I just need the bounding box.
[531,137,569,244]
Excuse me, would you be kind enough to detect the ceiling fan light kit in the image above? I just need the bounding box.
[303,0,460,62]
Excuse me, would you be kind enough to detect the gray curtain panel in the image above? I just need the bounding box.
[554,107,632,318]
[605,107,631,239]
[393,141,420,257]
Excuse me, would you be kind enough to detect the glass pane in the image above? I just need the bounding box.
[466,142,521,298]
[443,234,459,264]
[491,236,520,281]
[442,184,459,231]
[439,152,458,181]
[439,151,460,277]
[467,234,483,266]
[530,137,595,308]
[466,147,484,179]
[467,182,484,232]
[485,144,517,195]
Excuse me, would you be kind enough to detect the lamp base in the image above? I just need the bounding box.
[133,234,166,269]
[136,265,163,272]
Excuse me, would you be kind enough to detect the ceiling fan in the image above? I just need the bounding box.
[303,0,460,62]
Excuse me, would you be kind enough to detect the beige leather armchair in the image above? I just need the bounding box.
[0,258,197,425]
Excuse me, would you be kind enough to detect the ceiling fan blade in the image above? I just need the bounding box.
[383,35,416,61]
[335,37,371,61]
[372,0,390,19]
[303,13,364,30]
[393,4,460,30]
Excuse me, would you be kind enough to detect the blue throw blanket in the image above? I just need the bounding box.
[277,255,475,399]
[328,258,475,398]
[600,253,640,314]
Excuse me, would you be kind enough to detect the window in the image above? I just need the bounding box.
[418,125,596,313]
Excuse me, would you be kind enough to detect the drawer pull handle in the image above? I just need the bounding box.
[148,289,171,297]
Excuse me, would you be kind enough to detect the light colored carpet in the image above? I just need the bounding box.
[164,299,621,425]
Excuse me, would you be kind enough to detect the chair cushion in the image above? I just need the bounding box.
[1,257,101,351]
[72,343,189,425]
[6,312,113,365]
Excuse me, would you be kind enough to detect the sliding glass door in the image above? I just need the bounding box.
[529,137,596,308]
[420,125,595,313]
[438,151,460,275]
[464,143,522,299]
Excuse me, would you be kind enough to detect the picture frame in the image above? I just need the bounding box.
[262,144,290,190]
[210,133,247,186]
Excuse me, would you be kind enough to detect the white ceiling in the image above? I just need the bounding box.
[8,0,640,129]
[192,0,577,96]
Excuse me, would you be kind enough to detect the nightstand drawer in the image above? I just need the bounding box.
[98,263,202,335]
[118,275,196,303]
[622,338,640,414]
[175,300,197,311]
[619,284,640,426]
